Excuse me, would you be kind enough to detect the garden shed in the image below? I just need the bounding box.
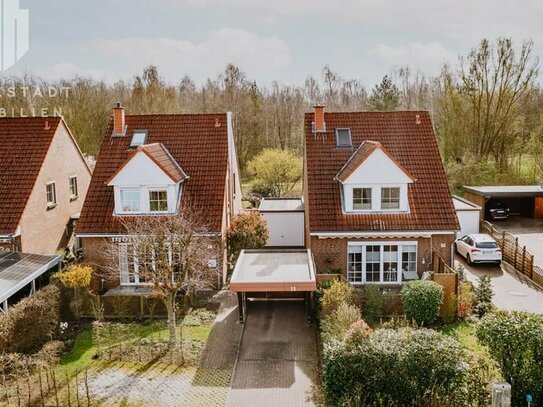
[258,198,305,247]
[452,195,481,237]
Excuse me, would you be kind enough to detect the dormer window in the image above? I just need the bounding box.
[336,128,352,148]
[335,140,415,214]
[130,130,148,147]
[107,143,187,216]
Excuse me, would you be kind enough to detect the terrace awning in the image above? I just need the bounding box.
[0,251,61,311]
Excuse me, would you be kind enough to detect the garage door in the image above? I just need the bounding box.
[262,212,305,247]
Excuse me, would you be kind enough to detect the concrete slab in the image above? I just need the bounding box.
[226,301,318,407]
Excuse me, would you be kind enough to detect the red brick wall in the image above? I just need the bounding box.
[310,233,454,278]
[80,235,225,292]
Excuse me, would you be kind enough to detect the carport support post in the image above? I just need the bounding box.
[237,292,246,323]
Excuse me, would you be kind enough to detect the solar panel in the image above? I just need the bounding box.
[0,252,60,303]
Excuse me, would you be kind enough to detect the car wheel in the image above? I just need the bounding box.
[466,254,473,266]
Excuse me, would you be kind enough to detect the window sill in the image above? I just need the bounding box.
[46,203,57,210]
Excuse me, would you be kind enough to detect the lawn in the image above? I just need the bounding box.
[440,321,487,355]
[60,319,212,377]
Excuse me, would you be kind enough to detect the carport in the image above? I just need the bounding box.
[0,251,61,312]
[463,185,543,220]
[229,249,317,323]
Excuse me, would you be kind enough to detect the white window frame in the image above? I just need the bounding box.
[69,175,78,199]
[119,187,142,214]
[352,187,372,210]
[46,182,56,207]
[347,241,418,285]
[381,186,401,210]
[119,244,153,286]
[148,188,169,213]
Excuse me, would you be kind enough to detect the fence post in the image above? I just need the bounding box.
[530,254,534,280]
[501,231,506,251]
[522,246,527,276]
[514,238,519,269]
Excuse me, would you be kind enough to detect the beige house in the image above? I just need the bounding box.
[0,117,92,254]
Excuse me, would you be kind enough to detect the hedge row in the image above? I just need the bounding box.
[0,284,60,354]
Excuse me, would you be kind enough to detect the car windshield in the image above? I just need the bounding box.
[476,242,499,249]
[492,202,505,208]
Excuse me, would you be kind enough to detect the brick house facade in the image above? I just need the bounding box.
[304,107,459,285]
[0,117,91,254]
[76,106,242,292]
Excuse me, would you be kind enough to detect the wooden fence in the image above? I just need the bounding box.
[431,254,458,317]
[480,220,543,287]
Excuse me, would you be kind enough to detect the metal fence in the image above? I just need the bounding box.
[481,220,543,287]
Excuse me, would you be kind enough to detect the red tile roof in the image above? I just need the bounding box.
[0,117,62,234]
[335,140,415,183]
[305,111,459,232]
[77,114,229,234]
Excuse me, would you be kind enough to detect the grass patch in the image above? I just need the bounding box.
[440,321,487,355]
[60,327,95,377]
[59,318,212,377]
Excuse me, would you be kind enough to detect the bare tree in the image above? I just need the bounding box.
[101,213,217,346]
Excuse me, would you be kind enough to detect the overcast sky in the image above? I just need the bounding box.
[7,0,543,87]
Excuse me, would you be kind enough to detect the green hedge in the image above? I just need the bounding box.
[322,328,466,406]
[0,284,60,354]
[400,280,443,325]
[477,311,543,406]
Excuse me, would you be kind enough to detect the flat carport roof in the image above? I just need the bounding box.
[230,249,317,323]
[0,251,61,312]
[230,249,316,292]
[464,185,543,198]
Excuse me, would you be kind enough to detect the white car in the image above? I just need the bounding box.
[455,234,502,265]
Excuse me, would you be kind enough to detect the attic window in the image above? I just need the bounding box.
[336,128,352,147]
[130,130,148,147]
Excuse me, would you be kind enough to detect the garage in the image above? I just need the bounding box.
[463,186,543,221]
[229,249,317,322]
[453,195,481,237]
[258,198,305,247]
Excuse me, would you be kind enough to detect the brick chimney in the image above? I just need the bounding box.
[112,102,126,136]
[313,105,326,132]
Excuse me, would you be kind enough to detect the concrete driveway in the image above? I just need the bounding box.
[489,217,543,267]
[226,300,318,407]
[456,255,543,313]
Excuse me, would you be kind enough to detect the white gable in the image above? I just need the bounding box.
[342,148,413,185]
[108,151,175,187]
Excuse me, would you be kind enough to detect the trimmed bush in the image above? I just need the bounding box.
[320,280,354,317]
[400,280,443,325]
[476,311,543,405]
[0,284,60,354]
[322,328,467,406]
[361,285,384,325]
[226,212,269,268]
[320,303,360,343]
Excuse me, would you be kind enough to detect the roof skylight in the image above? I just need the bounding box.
[130,130,148,147]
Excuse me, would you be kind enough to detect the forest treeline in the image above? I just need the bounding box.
[1,37,542,192]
